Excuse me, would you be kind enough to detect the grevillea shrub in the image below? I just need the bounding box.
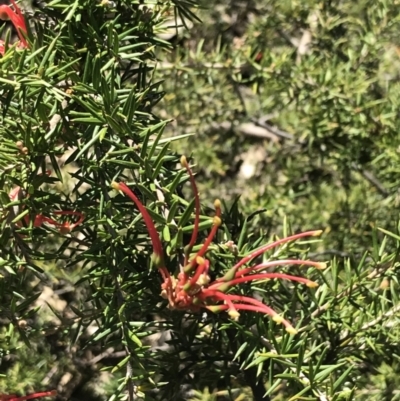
[1,0,400,401]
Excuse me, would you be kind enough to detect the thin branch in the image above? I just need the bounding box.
[361,302,400,331]
[251,117,295,140]
[351,163,389,196]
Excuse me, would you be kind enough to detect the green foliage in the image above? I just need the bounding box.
[155,0,400,399]
[159,0,400,251]
[0,0,400,400]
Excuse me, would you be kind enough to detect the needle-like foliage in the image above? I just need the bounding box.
[1,0,400,400]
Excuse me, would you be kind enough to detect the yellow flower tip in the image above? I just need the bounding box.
[216,282,230,293]
[214,199,221,209]
[306,281,318,288]
[207,305,224,313]
[222,267,236,282]
[196,256,205,265]
[180,155,188,168]
[111,181,120,190]
[228,309,240,321]
[272,315,284,324]
[197,273,210,286]
[160,289,168,299]
[316,262,327,270]
[285,326,298,335]
[213,216,222,227]
[312,230,323,237]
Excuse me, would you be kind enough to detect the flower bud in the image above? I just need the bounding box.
[180,155,188,168]
[228,309,240,320]
[213,216,221,227]
[285,326,297,335]
[111,181,121,190]
[196,256,205,265]
[312,230,323,236]
[272,315,284,324]
[17,319,27,329]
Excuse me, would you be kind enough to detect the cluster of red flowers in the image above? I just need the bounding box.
[112,156,325,334]
[0,0,28,55]
[0,390,56,401]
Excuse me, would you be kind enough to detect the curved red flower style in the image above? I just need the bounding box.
[0,0,28,55]
[0,390,56,401]
[112,157,325,334]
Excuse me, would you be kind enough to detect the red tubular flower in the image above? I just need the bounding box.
[112,156,326,334]
[0,390,56,401]
[37,210,85,234]
[111,182,169,281]
[0,0,28,55]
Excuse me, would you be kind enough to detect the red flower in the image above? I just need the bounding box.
[0,390,56,401]
[112,157,325,334]
[8,176,84,234]
[0,0,28,55]
[32,210,85,234]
